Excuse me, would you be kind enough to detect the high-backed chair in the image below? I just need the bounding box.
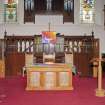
[23,53,33,77]
[65,52,73,65]
[43,53,55,64]
[65,52,76,74]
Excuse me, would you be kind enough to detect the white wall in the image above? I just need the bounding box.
[0,0,105,53]
[0,0,4,24]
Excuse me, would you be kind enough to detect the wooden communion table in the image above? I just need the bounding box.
[26,63,73,90]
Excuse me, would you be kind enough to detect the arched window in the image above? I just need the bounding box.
[4,0,18,23]
[80,0,95,23]
[64,0,73,12]
[63,0,74,23]
[46,0,53,11]
[25,0,34,11]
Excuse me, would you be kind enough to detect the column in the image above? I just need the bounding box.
[18,0,24,24]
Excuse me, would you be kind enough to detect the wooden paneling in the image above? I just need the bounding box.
[0,60,5,78]
[74,53,93,77]
[5,52,25,76]
[55,52,65,63]
[34,52,43,63]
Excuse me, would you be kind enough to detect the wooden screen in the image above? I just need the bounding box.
[4,35,99,77]
[64,35,99,76]
[4,35,34,76]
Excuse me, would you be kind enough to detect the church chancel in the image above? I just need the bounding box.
[25,31,73,90]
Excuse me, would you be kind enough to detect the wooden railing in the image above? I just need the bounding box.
[4,35,99,56]
[4,36,34,53]
[64,35,99,55]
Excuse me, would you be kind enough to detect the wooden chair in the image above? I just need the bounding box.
[43,53,55,64]
[23,53,33,77]
[65,52,73,65]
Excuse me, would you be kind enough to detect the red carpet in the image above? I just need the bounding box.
[0,76,105,105]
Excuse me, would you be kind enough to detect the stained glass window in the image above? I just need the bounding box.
[4,0,18,23]
[80,0,95,23]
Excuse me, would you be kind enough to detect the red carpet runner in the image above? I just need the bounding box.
[0,76,105,105]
